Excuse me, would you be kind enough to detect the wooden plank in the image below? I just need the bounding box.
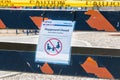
[0,42,120,56]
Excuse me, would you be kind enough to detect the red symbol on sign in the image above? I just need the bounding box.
[44,38,62,56]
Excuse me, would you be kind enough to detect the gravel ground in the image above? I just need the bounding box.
[0,31,119,80]
[0,72,109,80]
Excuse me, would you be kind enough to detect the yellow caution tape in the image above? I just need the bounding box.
[0,0,120,7]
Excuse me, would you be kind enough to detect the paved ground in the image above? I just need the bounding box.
[0,31,119,80]
[0,31,120,49]
[73,31,120,49]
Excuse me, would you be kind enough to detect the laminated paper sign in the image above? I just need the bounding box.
[35,20,75,65]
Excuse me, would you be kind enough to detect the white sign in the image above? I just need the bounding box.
[35,20,75,65]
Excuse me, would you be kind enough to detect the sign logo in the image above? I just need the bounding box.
[44,38,62,56]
